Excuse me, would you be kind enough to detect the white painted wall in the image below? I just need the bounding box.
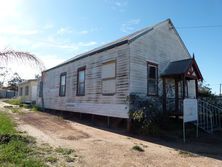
[129,20,191,96]
[37,19,196,118]
[18,80,38,103]
[38,44,130,118]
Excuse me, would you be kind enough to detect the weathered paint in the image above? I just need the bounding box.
[37,19,198,118]
[18,80,38,103]
[38,43,130,118]
[129,20,192,97]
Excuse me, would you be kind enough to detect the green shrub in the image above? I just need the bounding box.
[65,156,75,162]
[132,145,144,152]
[32,105,42,112]
[45,156,57,163]
[4,99,22,106]
[128,94,165,136]
[10,108,21,113]
[55,147,74,155]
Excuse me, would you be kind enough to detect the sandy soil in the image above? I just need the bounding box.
[0,101,222,167]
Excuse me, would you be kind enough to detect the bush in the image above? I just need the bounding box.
[132,145,144,152]
[128,94,165,136]
[4,99,22,106]
[32,105,42,112]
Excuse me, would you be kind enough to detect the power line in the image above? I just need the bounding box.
[176,25,222,29]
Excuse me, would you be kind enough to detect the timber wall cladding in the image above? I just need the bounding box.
[43,43,130,111]
[129,21,190,96]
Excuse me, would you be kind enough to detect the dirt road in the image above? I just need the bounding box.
[0,101,222,167]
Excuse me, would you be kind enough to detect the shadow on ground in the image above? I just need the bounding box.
[44,109,222,161]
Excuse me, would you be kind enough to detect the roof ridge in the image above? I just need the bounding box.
[170,58,193,63]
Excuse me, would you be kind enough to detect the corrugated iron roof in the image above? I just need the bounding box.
[161,59,193,77]
[161,58,203,81]
[45,19,170,72]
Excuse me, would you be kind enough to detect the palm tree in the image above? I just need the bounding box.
[0,49,45,71]
[0,49,46,109]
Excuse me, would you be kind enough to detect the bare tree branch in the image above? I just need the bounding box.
[0,49,45,72]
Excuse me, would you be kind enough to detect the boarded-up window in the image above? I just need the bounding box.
[25,86,29,96]
[19,87,23,96]
[102,61,116,95]
[59,72,66,96]
[147,62,158,95]
[77,67,86,96]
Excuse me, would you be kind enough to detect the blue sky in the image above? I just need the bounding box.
[0,0,222,94]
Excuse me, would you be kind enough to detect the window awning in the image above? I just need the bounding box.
[161,58,203,81]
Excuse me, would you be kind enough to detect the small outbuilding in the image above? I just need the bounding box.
[18,79,38,104]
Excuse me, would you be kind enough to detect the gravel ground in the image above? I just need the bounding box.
[0,100,222,167]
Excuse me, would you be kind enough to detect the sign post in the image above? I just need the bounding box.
[183,98,198,143]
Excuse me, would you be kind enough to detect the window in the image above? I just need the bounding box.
[19,87,23,96]
[147,62,158,95]
[25,86,29,96]
[59,72,66,96]
[102,60,116,95]
[77,67,86,96]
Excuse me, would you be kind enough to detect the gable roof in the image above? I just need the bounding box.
[18,79,38,85]
[45,19,171,72]
[161,58,203,80]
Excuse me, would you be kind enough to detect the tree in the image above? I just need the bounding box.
[7,73,24,91]
[0,49,45,72]
[198,81,214,98]
[0,49,45,87]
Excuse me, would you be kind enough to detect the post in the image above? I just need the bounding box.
[127,119,132,132]
[195,79,198,98]
[163,78,167,113]
[183,77,186,143]
[196,120,199,138]
[107,117,110,128]
[182,77,186,99]
[183,121,186,143]
[91,114,94,124]
[175,79,179,118]
[80,113,82,119]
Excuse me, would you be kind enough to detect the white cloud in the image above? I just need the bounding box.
[114,1,128,7]
[0,27,39,36]
[78,41,97,47]
[121,19,141,33]
[105,0,128,12]
[2,54,67,80]
[0,0,23,22]
[56,27,95,36]
[56,27,73,35]
[38,54,66,69]
[30,37,97,50]
[79,30,89,35]
[43,23,54,30]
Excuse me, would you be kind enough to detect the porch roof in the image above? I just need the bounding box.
[161,58,203,80]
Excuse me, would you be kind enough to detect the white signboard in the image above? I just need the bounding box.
[183,98,198,123]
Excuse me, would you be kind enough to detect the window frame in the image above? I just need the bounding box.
[59,72,67,97]
[147,61,158,96]
[102,60,116,96]
[19,87,23,96]
[25,86,29,96]
[76,66,86,96]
